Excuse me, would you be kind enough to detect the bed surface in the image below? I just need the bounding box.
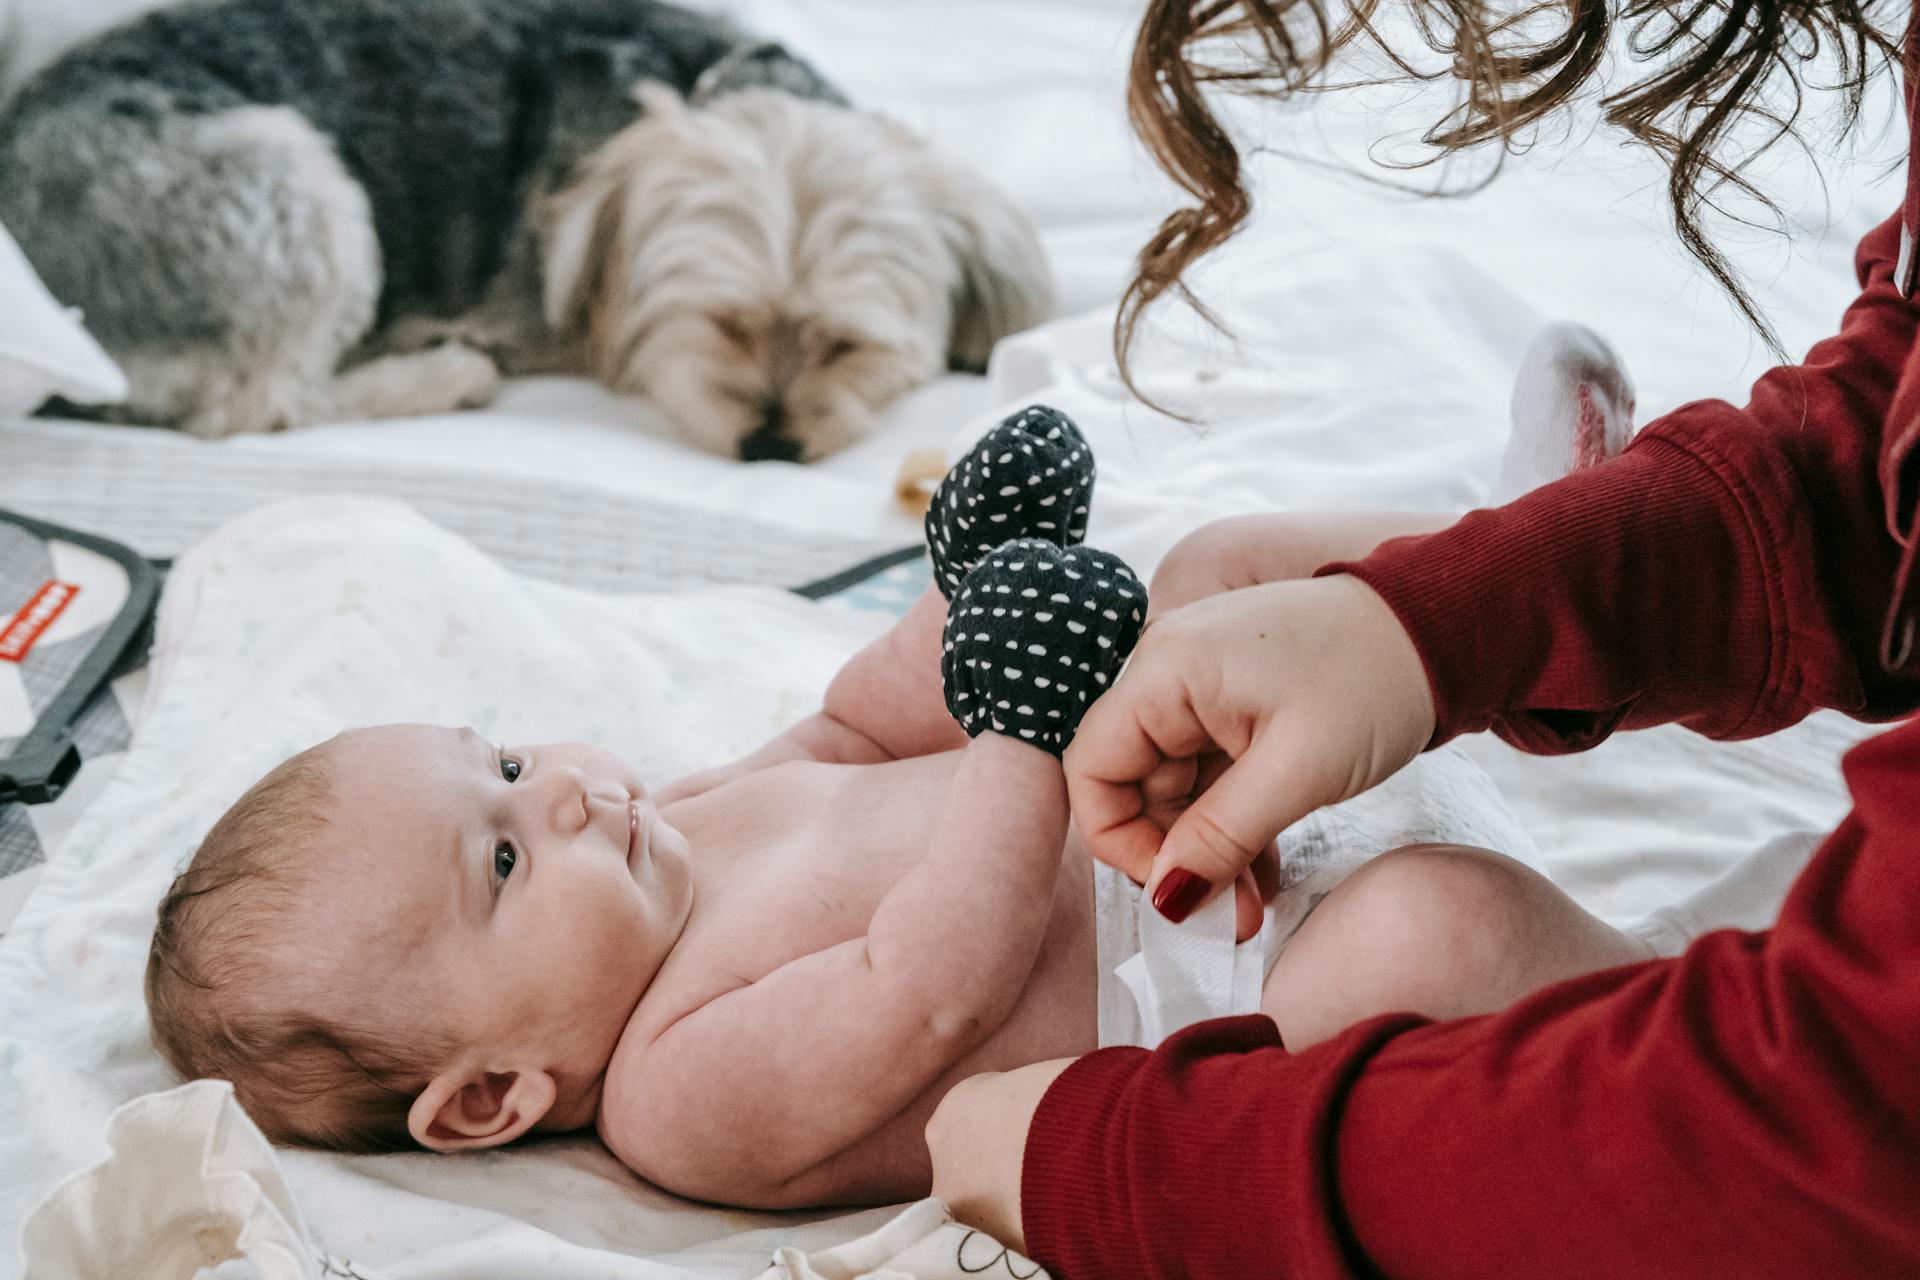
[0,0,1905,1272]
[13,0,1905,547]
[6,0,1896,896]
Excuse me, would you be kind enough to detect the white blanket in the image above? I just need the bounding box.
[0,0,1898,1270]
[0,492,1871,1277]
[2,498,919,1278]
[21,1079,1046,1279]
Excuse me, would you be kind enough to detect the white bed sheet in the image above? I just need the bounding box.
[0,499,914,1277]
[259,0,1898,913]
[11,0,1906,558]
[0,0,1906,1271]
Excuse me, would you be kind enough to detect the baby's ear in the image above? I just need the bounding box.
[408,1065,557,1152]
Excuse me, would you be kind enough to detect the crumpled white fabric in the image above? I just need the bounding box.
[757,1200,1047,1280]
[19,1078,1043,1280]
[1623,828,1827,958]
[0,217,126,417]
[21,1079,357,1280]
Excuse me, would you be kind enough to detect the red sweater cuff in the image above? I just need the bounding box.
[1019,1014,1426,1280]
[1020,1044,1156,1278]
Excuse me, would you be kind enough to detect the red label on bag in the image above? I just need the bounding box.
[0,580,80,662]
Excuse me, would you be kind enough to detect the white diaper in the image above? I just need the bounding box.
[1094,744,1540,1047]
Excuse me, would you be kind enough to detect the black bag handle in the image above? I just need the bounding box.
[0,511,161,804]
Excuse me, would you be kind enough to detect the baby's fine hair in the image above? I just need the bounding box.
[145,740,450,1152]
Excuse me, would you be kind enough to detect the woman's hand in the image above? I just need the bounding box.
[1065,574,1435,922]
[926,1057,1078,1254]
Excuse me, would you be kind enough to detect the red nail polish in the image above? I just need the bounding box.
[1152,869,1209,924]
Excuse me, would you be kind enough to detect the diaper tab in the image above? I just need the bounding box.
[1115,880,1270,1048]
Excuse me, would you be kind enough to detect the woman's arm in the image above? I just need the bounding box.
[1009,719,1920,1278]
[1067,209,1920,920]
[1334,208,1920,753]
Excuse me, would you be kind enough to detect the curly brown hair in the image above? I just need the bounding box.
[1118,0,1906,402]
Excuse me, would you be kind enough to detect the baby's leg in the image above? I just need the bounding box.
[925,405,1093,599]
[1150,512,1454,615]
[1260,844,1653,1050]
[1153,320,1636,616]
[823,587,971,760]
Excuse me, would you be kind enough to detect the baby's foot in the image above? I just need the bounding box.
[1494,321,1636,503]
[925,405,1094,600]
[942,538,1145,756]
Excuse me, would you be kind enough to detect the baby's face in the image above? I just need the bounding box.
[316,724,692,1078]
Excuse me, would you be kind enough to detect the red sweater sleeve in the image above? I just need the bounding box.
[1321,209,1920,752]
[1021,720,1920,1279]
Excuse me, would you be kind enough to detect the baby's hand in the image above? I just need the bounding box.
[941,538,1144,757]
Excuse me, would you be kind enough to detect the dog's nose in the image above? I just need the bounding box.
[739,404,802,462]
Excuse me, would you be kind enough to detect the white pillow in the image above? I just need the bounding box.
[0,217,127,416]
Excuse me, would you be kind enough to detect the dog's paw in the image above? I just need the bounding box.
[423,343,504,410]
[327,343,503,421]
[391,339,503,410]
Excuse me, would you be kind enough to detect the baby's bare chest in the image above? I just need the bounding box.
[644,754,1097,1033]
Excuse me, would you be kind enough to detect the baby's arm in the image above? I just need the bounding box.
[604,730,1067,1207]
[653,589,961,805]
[607,540,1144,1207]
[663,408,1098,802]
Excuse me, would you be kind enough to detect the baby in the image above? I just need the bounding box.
[148,408,1165,1208]
[147,355,1648,1209]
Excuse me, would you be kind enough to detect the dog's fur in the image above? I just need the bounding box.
[0,0,1051,459]
[542,86,1052,460]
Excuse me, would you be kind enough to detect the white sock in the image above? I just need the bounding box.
[1494,321,1636,504]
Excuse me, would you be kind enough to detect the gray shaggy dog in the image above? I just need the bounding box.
[0,0,857,444]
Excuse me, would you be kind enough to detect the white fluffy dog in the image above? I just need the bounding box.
[541,87,1053,460]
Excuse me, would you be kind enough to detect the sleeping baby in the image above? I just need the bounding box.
[144,407,1533,1208]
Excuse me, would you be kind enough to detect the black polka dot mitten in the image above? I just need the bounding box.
[925,405,1094,600]
[942,538,1145,756]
